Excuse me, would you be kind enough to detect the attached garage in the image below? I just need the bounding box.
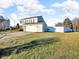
[26,26,37,32]
[20,16,47,32]
[23,23,43,32]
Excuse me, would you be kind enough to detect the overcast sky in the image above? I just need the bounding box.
[0,0,79,26]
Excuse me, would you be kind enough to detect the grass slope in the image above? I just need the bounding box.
[0,32,79,59]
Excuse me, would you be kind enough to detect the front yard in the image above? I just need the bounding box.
[0,32,79,59]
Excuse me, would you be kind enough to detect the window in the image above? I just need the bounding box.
[31,18,33,23]
[34,18,37,22]
[27,19,28,23]
[29,19,32,23]
[33,19,35,23]
[20,21,22,23]
[28,19,30,23]
[25,20,27,23]
[26,19,28,23]
[24,20,25,24]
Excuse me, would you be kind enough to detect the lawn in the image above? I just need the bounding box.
[0,32,79,59]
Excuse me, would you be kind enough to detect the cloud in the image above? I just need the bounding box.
[51,0,79,20]
[14,0,45,13]
[52,3,63,8]
[0,0,55,18]
[11,13,17,20]
[0,0,15,19]
[10,13,20,26]
[13,0,55,22]
[0,9,4,14]
[0,0,56,26]
[52,0,79,10]
[42,8,55,15]
[45,18,59,27]
[0,0,14,9]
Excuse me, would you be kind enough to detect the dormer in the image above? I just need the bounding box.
[20,16,45,25]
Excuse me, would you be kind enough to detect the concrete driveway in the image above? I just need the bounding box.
[0,32,31,40]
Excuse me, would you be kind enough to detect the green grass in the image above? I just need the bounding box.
[0,32,79,59]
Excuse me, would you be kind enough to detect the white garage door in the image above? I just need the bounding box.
[26,26,37,32]
[55,27,64,32]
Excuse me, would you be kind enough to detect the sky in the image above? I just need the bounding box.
[0,0,79,26]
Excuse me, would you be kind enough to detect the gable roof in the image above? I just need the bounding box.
[20,16,42,20]
[20,16,47,26]
[55,22,64,27]
[20,16,45,23]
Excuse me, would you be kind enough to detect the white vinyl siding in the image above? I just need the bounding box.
[23,24,43,32]
[55,27,64,32]
[20,16,47,32]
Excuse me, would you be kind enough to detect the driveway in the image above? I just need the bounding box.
[0,32,31,40]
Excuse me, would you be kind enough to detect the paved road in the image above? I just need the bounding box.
[0,32,31,41]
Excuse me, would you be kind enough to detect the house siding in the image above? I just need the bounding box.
[55,27,64,32]
[0,20,10,30]
[23,23,43,32]
[55,27,73,32]
[20,16,47,32]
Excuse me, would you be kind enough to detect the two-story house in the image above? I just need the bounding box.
[20,16,47,32]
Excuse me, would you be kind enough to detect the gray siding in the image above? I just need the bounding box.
[0,20,10,30]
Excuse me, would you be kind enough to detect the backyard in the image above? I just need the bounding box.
[0,32,79,59]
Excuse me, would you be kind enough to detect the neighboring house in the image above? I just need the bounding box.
[55,26,73,32]
[54,22,65,32]
[0,16,10,30]
[55,26,64,32]
[20,16,47,32]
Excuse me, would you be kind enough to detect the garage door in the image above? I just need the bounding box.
[26,26,37,32]
[55,27,64,32]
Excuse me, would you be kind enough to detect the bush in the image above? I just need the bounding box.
[19,29,23,31]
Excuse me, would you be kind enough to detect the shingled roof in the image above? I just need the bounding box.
[0,16,5,22]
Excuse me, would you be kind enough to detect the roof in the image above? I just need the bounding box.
[0,16,4,19]
[20,16,47,25]
[0,16,9,22]
[55,22,64,27]
[20,16,42,20]
[0,16,5,22]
